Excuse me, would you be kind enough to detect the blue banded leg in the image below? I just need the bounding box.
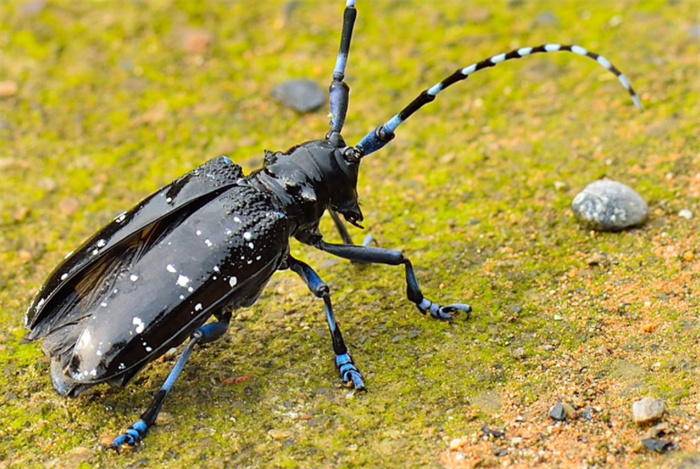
[314,240,471,321]
[110,320,230,450]
[288,257,365,390]
[329,209,376,248]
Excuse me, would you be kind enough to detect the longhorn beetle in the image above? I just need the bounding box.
[24,0,641,449]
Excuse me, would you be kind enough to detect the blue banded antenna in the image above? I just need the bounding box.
[356,43,643,157]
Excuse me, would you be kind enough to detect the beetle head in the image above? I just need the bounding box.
[329,146,363,227]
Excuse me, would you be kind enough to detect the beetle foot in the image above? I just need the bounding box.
[336,353,366,391]
[417,299,472,321]
[110,419,148,451]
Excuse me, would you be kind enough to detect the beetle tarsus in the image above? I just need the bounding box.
[110,419,148,450]
[417,299,472,321]
[337,353,365,391]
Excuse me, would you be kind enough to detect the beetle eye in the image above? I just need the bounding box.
[342,147,362,164]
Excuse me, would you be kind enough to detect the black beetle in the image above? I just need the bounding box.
[24,0,641,449]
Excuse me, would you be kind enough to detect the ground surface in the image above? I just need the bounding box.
[0,1,698,468]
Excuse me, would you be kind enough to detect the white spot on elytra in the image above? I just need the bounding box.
[166,264,177,273]
[177,275,190,287]
[100,302,108,308]
[243,232,252,240]
[205,239,213,247]
[188,287,193,292]
[213,265,220,272]
[229,276,238,287]
[96,239,106,248]
[146,346,153,352]
[195,303,203,311]
[248,242,254,249]
[133,317,145,334]
[196,230,202,236]
[78,329,92,348]
[60,273,68,281]
[130,274,139,282]
[233,216,241,223]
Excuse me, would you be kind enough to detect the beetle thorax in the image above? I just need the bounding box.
[248,139,362,239]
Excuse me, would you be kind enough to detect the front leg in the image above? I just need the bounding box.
[313,240,471,321]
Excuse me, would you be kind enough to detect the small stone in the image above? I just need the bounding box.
[689,24,700,39]
[646,422,671,439]
[59,197,81,216]
[449,436,468,450]
[481,426,505,439]
[533,12,559,26]
[182,29,214,54]
[511,347,526,359]
[571,180,648,231]
[549,403,567,421]
[632,397,665,424]
[678,209,693,219]
[642,438,676,454]
[268,429,290,440]
[0,81,18,98]
[561,403,577,420]
[272,79,325,113]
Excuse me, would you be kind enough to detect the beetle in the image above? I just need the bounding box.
[24,0,641,450]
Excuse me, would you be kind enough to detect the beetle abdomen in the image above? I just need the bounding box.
[38,184,289,395]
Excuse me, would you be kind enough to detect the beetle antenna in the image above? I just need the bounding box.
[328,0,357,139]
[355,44,643,157]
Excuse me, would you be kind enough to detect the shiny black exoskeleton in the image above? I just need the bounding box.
[25,0,641,449]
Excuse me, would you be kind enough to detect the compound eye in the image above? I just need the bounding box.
[341,147,362,164]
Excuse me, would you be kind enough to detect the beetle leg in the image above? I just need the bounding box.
[288,256,365,391]
[329,209,376,248]
[313,241,472,321]
[110,319,230,450]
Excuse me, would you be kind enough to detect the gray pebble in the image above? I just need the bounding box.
[549,402,576,421]
[689,24,700,39]
[549,403,567,421]
[511,347,526,359]
[533,11,559,26]
[632,397,665,424]
[571,180,648,231]
[272,79,325,113]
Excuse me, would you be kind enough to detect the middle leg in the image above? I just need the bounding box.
[288,256,365,390]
